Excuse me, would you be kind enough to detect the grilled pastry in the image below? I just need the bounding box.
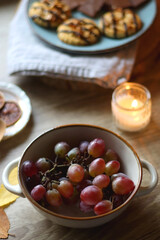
[57,18,101,45]
[99,8,142,38]
[28,0,71,28]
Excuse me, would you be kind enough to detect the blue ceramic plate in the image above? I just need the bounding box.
[27,0,157,54]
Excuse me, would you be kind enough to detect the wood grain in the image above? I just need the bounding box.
[0,1,160,239]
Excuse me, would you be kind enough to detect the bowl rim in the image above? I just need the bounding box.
[18,123,142,221]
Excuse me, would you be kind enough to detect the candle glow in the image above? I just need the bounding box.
[111,83,151,132]
[132,99,138,108]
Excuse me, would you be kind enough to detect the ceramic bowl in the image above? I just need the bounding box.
[2,124,158,228]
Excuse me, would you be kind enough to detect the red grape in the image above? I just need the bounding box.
[31,184,46,201]
[112,194,125,209]
[47,182,58,190]
[46,189,62,206]
[89,158,106,177]
[26,174,40,191]
[88,138,105,157]
[67,147,80,161]
[80,201,93,213]
[80,185,103,205]
[94,200,113,215]
[76,179,92,193]
[67,164,84,183]
[92,174,110,189]
[63,189,79,205]
[59,177,68,182]
[58,180,74,198]
[84,169,90,179]
[51,182,58,189]
[79,141,89,154]
[112,176,135,195]
[54,142,70,158]
[111,172,129,182]
[35,158,52,173]
[104,149,119,162]
[105,160,120,176]
[22,160,37,177]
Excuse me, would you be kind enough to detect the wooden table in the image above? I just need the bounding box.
[0,1,160,239]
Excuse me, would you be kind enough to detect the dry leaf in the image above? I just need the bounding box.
[0,167,19,208]
[0,184,19,209]
[0,208,10,239]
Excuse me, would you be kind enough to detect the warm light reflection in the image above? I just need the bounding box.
[126,85,130,90]
[131,99,138,108]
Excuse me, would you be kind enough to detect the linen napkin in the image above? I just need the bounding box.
[7,0,137,89]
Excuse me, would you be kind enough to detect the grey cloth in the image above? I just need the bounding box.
[7,0,137,88]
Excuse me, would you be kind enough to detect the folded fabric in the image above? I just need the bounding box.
[7,0,137,89]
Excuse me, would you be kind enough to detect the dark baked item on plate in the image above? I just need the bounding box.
[57,18,101,45]
[61,0,86,10]
[104,0,149,9]
[78,0,105,18]
[61,0,150,17]
[0,101,22,127]
[99,8,142,38]
[28,0,71,28]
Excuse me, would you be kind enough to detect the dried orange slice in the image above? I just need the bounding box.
[0,101,22,127]
[0,91,5,109]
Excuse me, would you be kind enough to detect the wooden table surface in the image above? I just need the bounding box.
[0,0,160,239]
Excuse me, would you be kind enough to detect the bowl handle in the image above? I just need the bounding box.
[136,159,158,197]
[2,158,25,198]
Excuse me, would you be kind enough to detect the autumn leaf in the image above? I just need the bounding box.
[0,208,10,239]
[0,166,19,208]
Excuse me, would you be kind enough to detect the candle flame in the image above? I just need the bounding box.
[131,99,138,108]
[126,85,130,90]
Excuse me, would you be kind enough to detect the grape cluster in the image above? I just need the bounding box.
[22,138,135,216]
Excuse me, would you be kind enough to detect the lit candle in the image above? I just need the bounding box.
[111,83,152,132]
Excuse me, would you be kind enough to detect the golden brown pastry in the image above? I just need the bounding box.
[99,8,142,38]
[28,0,71,28]
[57,18,101,45]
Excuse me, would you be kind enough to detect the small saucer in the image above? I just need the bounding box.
[0,82,32,140]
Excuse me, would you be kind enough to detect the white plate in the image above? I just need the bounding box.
[0,82,32,140]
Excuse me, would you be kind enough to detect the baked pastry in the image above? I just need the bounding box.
[57,18,101,45]
[28,0,71,28]
[99,8,142,38]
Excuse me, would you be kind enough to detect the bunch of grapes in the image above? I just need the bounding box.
[22,138,135,216]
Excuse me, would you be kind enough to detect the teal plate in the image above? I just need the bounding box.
[27,0,157,54]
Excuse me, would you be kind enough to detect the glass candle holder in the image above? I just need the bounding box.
[111,83,152,132]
